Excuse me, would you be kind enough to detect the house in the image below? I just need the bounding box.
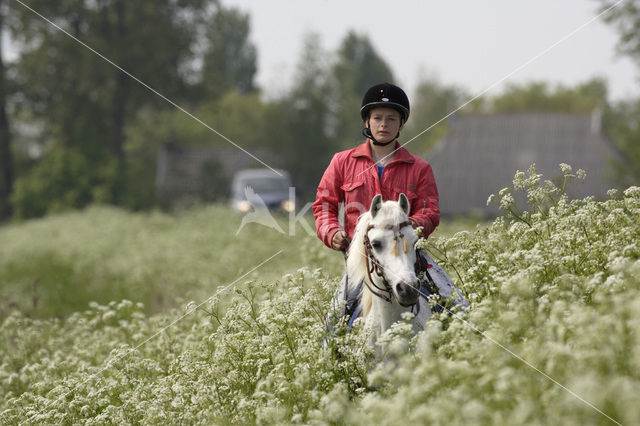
[427,111,619,217]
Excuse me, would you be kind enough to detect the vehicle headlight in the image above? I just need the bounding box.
[236,200,251,212]
[281,200,295,212]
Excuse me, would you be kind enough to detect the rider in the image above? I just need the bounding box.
[313,82,445,324]
[313,82,439,254]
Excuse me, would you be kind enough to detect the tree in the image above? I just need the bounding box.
[603,98,640,186]
[0,0,13,219]
[11,1,207,155]
[597,0,640,185]
[122,90,273,209]
[330,31,395,148]
[267,33,337,199]
[404,76,468,155]
[333,31,395,99]
[8,0,212,216]
[600,0,640,68]
[269,31,397,198]
[486,78,608,113]
[200,4,257,99]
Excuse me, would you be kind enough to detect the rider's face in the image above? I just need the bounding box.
[367,107,404,144]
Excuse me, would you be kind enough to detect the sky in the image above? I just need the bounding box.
[228,0,639,102]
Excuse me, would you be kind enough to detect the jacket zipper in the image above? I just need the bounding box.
[422,200,426,214]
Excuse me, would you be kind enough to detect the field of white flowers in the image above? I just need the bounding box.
[1,165,639,425]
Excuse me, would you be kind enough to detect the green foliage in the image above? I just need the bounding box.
[483,78,608,113]
[1,165,640,424]
[199,157,229,202]
[0,0,13,220]
[10,147,119,218]
[2,8,406,214]
[121,90,273,210]
[199,4,257,98]
[598,0,640,190]
[404,77,468,155]
[9,0,207,152]
[331,31,396,147]
[268,33,336,198]
[603,98,640,187]
[3,0,221,217]
[187,90,272,150]
[271,31,398,199]
[333,31,395,99]
[600,0,640,66]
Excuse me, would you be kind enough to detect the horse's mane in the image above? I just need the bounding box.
[346,211,371,293]
[346,201,409,318]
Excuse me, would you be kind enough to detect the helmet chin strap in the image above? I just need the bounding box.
[362,126,399,146]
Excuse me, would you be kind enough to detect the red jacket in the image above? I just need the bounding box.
[313,140,440,248]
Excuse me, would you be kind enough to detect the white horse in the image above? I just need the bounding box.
[346,193,433,348]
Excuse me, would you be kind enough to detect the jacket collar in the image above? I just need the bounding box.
[351,140,415,164]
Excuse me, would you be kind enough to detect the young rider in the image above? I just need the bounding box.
[313,82,440,254]
[313,82,450,324]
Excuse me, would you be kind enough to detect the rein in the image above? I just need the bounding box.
[362,220,413,303]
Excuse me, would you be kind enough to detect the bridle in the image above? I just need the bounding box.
[362,220,415,303]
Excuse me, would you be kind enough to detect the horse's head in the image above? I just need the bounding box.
[347,193,420,308]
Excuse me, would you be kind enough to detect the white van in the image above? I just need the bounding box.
[230,168,294,213]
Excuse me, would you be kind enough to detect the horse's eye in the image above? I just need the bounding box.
[371,240,382,250]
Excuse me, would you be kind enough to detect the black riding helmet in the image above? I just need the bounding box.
[361,83,410,146]
[360,82,410,123]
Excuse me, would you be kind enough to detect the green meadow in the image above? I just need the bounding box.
[0,205,344,319]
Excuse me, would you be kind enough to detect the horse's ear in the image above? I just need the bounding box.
[370,194,383,218]
[398,193,410,215]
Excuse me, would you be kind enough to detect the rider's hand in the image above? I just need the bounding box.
[331,230,349,251]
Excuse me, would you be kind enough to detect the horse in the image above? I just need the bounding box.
[345,193,434,349]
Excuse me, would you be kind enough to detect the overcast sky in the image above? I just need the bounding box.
[229,0,639,102]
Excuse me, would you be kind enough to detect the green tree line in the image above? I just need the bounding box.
[0,0,638,220]
[0,0,401,218]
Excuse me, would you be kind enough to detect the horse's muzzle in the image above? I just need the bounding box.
[395,281,419,307]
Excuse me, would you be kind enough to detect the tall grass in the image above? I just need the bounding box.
[0,205,343,318]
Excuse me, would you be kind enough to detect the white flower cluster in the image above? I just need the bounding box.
[2,165,639,424]
[1,269,372,424]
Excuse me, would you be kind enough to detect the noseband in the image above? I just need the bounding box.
[362,220,415,303]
